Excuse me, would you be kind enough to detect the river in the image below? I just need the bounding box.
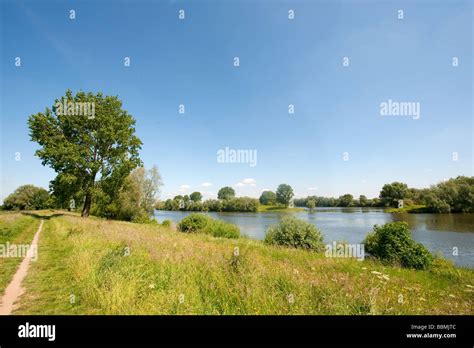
[154,208,474,268]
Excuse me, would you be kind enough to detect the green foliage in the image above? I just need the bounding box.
[163,199,180,211]
[276,184,294,207]
[306,199,316,211]
[92,166,162,223]
[359,195,368,207]
[337,194,354,207]
[190,192,203,202]
[264,216,324,251]
[178,214,212,232]
[429,256,462,281]
[206,220,240,239]
[424,193,451,213]
[221,197,258,212]
[177,213,240,239]
[161,219,172,227]
[364,222,433,270]
[28,90,142,217]
[3,185,51,210]
[379,182,408,207]
[161,197,258,212]
[425,177,474,213]
[185,201,206,211]
[217,186,235,200]
[204,199,222,212]
[259,191,276,205]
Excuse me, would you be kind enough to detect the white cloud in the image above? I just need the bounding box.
[178,184,191,192]
[308,187,318,191]
[201,182,213,187]
[235,182,245,187]
[242,178,256,185]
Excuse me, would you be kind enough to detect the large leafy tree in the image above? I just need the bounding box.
[259,190,276,205]
[337,194,354,207]
[98,166,162,222]
[3,185,50,210]
[28,90,142,217]
[217,186,235,200]
[276,184,294,207]
[190,191,203,202]
[379,182,408,207]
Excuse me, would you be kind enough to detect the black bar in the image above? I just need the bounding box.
[0,315,471,347]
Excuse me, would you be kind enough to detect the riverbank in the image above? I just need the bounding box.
[386,205,429,214]
[1,210,473,315]
[257,205,305,212]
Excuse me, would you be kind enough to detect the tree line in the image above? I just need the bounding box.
[157,186,259,212]
[294,177,474,213]
[157,184,296,212]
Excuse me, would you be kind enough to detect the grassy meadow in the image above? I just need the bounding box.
[0,211,472,315]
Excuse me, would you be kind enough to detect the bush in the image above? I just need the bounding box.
[161,219,172,227]
[204,199,223,212]
[206,220,240,239]
[264,216,324,251]
[3,185,51,210]
[221,197,259,212]
[177,214,211,232]
[364,222,433,270]
[177,213,240,239]
[429,255,461,281]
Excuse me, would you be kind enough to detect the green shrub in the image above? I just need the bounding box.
[364,222,433,270]
[206,220,240,239]
[177,214,211,232]
[429,254,461,281]
[161,219,172,227]
[264,216,324,251]
[177,213,240,239]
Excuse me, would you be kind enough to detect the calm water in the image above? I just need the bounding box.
[154,208,474,268]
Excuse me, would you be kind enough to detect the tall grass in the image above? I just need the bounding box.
[9,212,474,315]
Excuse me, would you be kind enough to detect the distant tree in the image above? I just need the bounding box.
[371,197,382,207]
[28,90,142,217]
[3,185,50,210]
[424,176,474,213]
[190,192,203,202]
[218,186,235,200]
[379,182,408,207]
[173,195,184,201]
[338,194,354,207]
[259,191,276,205]
[276,184,294,207]
[183,195,190,202]
[306,199,316,211]
[359,195,368,207]
[221,197,258,212]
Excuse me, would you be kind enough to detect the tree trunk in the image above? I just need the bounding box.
[81,193,92,217]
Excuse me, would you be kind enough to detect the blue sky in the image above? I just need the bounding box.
[1,0,472,201]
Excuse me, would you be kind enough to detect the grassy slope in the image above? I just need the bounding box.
[386,205,428,213]
[0,213,40,295]
[7,211,473,315]
[258,205,305,212]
